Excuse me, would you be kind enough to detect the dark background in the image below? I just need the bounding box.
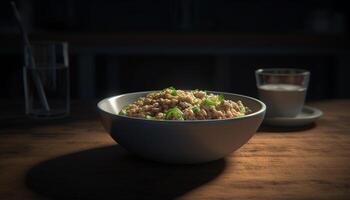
[0,0,349,101]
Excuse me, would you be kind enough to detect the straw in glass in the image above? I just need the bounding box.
[11,1,50,111]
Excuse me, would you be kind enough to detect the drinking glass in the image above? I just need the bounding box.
[255,68,310,118]
[23,41,70,119]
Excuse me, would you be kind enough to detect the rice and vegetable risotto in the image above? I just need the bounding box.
[119,87,250,120]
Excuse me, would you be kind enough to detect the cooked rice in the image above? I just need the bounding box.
[119,87,250,120]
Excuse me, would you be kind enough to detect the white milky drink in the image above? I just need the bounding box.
[258,84,306,118]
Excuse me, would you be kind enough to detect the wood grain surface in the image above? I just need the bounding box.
[0,100,349,200]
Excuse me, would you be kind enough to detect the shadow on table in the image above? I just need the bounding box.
[26,145,226,200]
[258,122,316,133]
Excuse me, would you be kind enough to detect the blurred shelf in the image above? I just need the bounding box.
[1,32,349,55]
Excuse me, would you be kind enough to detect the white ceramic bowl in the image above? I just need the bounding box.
[98,91,266,164]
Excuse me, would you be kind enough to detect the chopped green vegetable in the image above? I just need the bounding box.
[119,109,127,116]
[202,95,224,107]
[192,105,200,113]
[237,101,246,115]
[165,107,184,120]
[170,89,177,96]
[202,98,216,107]
[146,115,155,120]
[119,105,130,116]
[218,94,225,102]
[164,86,177,96]
[239,106,246,114]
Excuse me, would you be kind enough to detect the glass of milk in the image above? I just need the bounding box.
[255,68,310,118]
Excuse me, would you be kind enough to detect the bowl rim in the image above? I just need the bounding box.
[97,90,266,123]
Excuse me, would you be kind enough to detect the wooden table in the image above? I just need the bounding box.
[0,100,349,200]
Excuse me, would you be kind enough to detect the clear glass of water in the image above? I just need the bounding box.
[23,41,70,119]
[255,68,310,118]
